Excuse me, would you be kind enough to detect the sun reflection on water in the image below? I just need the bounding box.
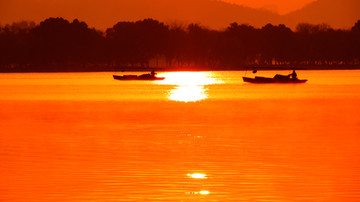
[186,191,211,195]
[187,173,208,179]
[157,72,222,102]
[169,85,207,102]
[199,191,210,195]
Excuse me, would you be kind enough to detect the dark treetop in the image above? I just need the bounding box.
[1,18,360,72]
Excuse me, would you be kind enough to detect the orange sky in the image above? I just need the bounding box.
[0,0,316,18]
[1,0,358,30]
[224,0,316,14]
[1,0,306,29]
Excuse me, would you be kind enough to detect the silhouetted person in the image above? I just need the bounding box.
[290,70,297,79]
[150,69,157,77]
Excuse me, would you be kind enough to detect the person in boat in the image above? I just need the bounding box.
[150,70,157,77]
[289,70,297,79]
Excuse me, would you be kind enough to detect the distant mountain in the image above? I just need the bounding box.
[284,0,360,29]
[0,0,359,30]
[0,0,280,30]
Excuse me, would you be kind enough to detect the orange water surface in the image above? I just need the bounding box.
[0,70,360,201]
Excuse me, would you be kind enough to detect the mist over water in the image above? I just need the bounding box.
[1,70,360,201]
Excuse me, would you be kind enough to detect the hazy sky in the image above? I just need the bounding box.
[1,0,315,26]
[2,0,358,30]
[0,0,316,16]
[223,0,316,14]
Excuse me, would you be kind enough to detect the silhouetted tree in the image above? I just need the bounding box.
[0,21,35,71]
[28,17,104,70]
[350,20,360,64]
[106,18,169,68]
[1,17,360,72]
[351,20,360,32]
[165,25,187,67]
[220,23,260,67]
[259,24,294,66]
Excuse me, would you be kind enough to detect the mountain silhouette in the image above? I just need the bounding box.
[0,0,359,30]
[0,0,280,30]
[284,0,360,29]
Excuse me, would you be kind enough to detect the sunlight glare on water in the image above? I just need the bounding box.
[158,71,221,86]
[169,85,208,102]
[1,70,360,201]
[199,191,210,195]
[157,71,222,102]
[187,173,208,179]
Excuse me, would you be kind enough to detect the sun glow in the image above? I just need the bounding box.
[158,72,221,102]
[158,72,219,86]
[187,173,208,179]
[169,85,207,102]
[199,191,211,195]
[186,190,211,195]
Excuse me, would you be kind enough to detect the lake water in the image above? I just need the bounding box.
[1,70,360,201]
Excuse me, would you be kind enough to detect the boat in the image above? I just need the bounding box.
[113,73,165,81]
[243,74,307,84]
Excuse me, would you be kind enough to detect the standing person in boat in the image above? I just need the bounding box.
[289,70,297,79]
[150,69,157,77]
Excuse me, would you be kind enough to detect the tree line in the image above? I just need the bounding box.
[1,17,360,72]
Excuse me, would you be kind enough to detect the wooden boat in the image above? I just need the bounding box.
[243,75,307,84]
[113,74,165,81]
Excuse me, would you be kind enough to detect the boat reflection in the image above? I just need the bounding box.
[158,72,221,102]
